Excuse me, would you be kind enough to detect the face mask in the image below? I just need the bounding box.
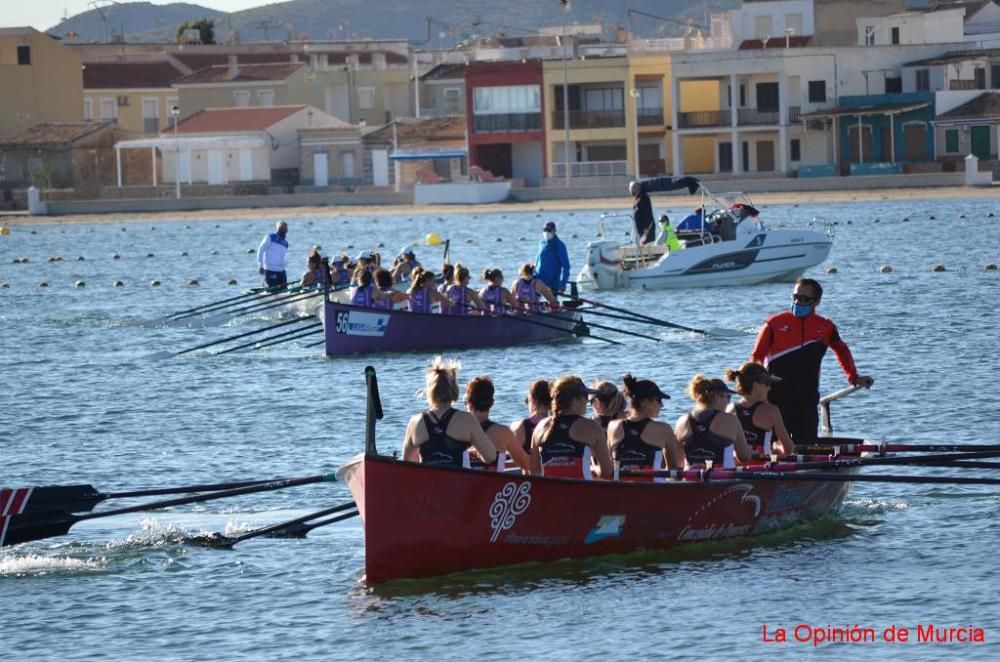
[543,231,555,241]
[791,303,812,318]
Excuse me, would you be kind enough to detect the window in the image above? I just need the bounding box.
[884,76,901,94]
[786,13,803,36]
[992,66,1000,89]
[258,89,275,106]
[915,69,930,92]
[99,98,116,120]
[166,97,178,126]
[472,85,541,115]
[635,85,662,111]
[584,87,624,111]
[945,129,959,154]
[739,84,746,107]
[233,90,251,107]
[808,80,826,103]
[790,138,801,162]
[443,87,462,114]
[975,68,986,90]
[358,87,375,110]
[864,26,876,47]
[17,45,30,65]
[142,98,159,134]
[755,16,773,40]
[891,27,900,45]
[83,98,93,121]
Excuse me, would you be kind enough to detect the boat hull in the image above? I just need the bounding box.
[321,301,583,355]
[339,454,855,584]
[578,229,832,290]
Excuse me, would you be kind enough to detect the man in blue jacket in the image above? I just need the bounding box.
[534,220,571,294]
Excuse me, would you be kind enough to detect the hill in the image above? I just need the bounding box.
[48,0,727,45]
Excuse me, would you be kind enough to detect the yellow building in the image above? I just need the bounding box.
[174,59,310,120]
[82,60,183,135]
[0,27,83,140]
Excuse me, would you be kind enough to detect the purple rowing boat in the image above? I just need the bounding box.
[321,301,584,356]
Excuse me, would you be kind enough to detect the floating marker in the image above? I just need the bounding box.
[568,212,575,216]
[211,250,219,255]
[826,267,838,274]
[496,237,502,242]
[377,242,385,248]
[181,251,188,256]
[75,280,85,288]
[146,253,155,258]
[246,248,254,254]
[932,264,946,272]
[113,280,124,287]
[959,214,966,219]
[150,280,161,287]
[902,217,909,222]
[929,215,936,220]
[988,212,995,218]
[121,228,127,231]
[48,257,58,263]
[39,281,48,287]
[186,225,191,229]
[986,263,998,271]
[879,265,893,273]
[571,233,578,239]
[226,279,238,286]
[214,224,220,229]
[0,282,9,288]
[77,256,85,261]
[519,236,526,241]
[11,258,19,264]
[187,278,199,286]
[112,254,120,260]
[465,239,474,244]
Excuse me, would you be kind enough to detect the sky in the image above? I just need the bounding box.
[4,0,262,31]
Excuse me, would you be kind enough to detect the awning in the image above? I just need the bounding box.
[114,135,269,151]
[389,148,467,161]
[800,101,931,120]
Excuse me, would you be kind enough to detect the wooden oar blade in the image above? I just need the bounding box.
[1,509,77,547]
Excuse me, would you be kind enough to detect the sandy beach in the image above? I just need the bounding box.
[2,185,997,225]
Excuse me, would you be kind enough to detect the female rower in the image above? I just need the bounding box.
[608,374,682,480]
[480,268,519,315]
[372,268,409,310]
[511,379,551,456]
[299,251,324,288]
[512,263,557,313]
[590,380,626,431]
[674,375,751,468]
[352,250,376,284]
[390,246,421,283]
[725,362,795,457]
[407,268,449,313]
[465,376,531,474]
[402,357,497,468]
[329,255,350,287]
[530,376,613,479]
[438,262,455,294]
[350,268,391,308]
[444,263,485,315]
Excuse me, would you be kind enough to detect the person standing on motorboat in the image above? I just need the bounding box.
[724,362,795,458]
[750,278,874,446]
[513,263,558,313]
[675,375,750,468]
[401,357,497,468]
[534,221,571,294]
[257,220,289,290]
[629,180,656,245]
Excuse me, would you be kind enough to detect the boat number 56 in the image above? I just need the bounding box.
[335,312,349,334]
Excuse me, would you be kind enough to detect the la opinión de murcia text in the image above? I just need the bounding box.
[762,624,986,646]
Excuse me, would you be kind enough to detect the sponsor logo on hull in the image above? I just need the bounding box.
[335,311,390,337]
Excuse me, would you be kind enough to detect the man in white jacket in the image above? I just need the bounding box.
[257,221,290,290]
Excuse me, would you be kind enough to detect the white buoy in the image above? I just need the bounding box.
[77,256,85,261]
[39,281,48,287]
[146,253,155,258]
[211,250,219,255]
[932,264,946,272]
[226,279,238,286]
[187,278,199,286]
[150,280,161,286]
[0,282,9,288]
[826,267,838,274]
[181,251,188,256]
[246,248,254,254]
[113,280,124,287]
[75,280,85,288]
[112,254,120,260]
[879,265,893,273]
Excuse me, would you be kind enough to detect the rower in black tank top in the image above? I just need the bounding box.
[519,416,540,454]
[538,414,591,478]
[733,401,769,452]
[611,418,661,471]
[683,409,734,466]
[597,414,614,430]
[417,408,470,467]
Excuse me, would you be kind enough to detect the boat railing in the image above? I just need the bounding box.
[819,384,865,435]
[597,211,636,239]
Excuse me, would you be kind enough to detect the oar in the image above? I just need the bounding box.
[239,325,324,353]
[216,288,326,318]
[190,501,357,547]
[798,442,1000,455]
[764,450,1000,472]
[580,317,660,342]
[561,292,709,335]
[169,286,307,321]
[1,473,337,548]
[176,316,314,356]
[213,322,323,355]
[621,469,1000,485]
[2,477,301,515]
[499,311,622,346]
[167,287,273,320]
[270,509,358,538]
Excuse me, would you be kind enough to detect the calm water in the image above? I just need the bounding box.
[2,197,999,660]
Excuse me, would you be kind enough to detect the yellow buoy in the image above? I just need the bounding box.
[425,232,442,246]
[0,224,10,236]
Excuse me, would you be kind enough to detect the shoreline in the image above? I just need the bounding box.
[3,185,998,225]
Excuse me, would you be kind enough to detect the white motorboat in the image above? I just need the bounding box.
[577,189,833,290]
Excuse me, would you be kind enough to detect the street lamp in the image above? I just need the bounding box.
[558,0,571,187]
[170,105,181,199]
[630,87,641,178]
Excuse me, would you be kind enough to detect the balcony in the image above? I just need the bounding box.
[552,160,628,178]
[738,108,780,126]
[789,106,801,123]
[551,109,626,130]
[950,79,985,91]
[677,110,731,129]
[472,113,542,134]
[637,107,664,126]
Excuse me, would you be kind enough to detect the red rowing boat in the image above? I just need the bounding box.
[337,452,857,584]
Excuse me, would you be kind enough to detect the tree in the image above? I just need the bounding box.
[176,18,216,45]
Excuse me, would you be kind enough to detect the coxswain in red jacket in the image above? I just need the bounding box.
[750,278,873,445]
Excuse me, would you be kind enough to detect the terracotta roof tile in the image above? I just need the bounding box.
[174,62,304,85]
[938,92,1000,120]
[1,122,113,146]
[175,106,308,133]
[83,61,184,89]
[365,116,466,143]
[421,63,466,81]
